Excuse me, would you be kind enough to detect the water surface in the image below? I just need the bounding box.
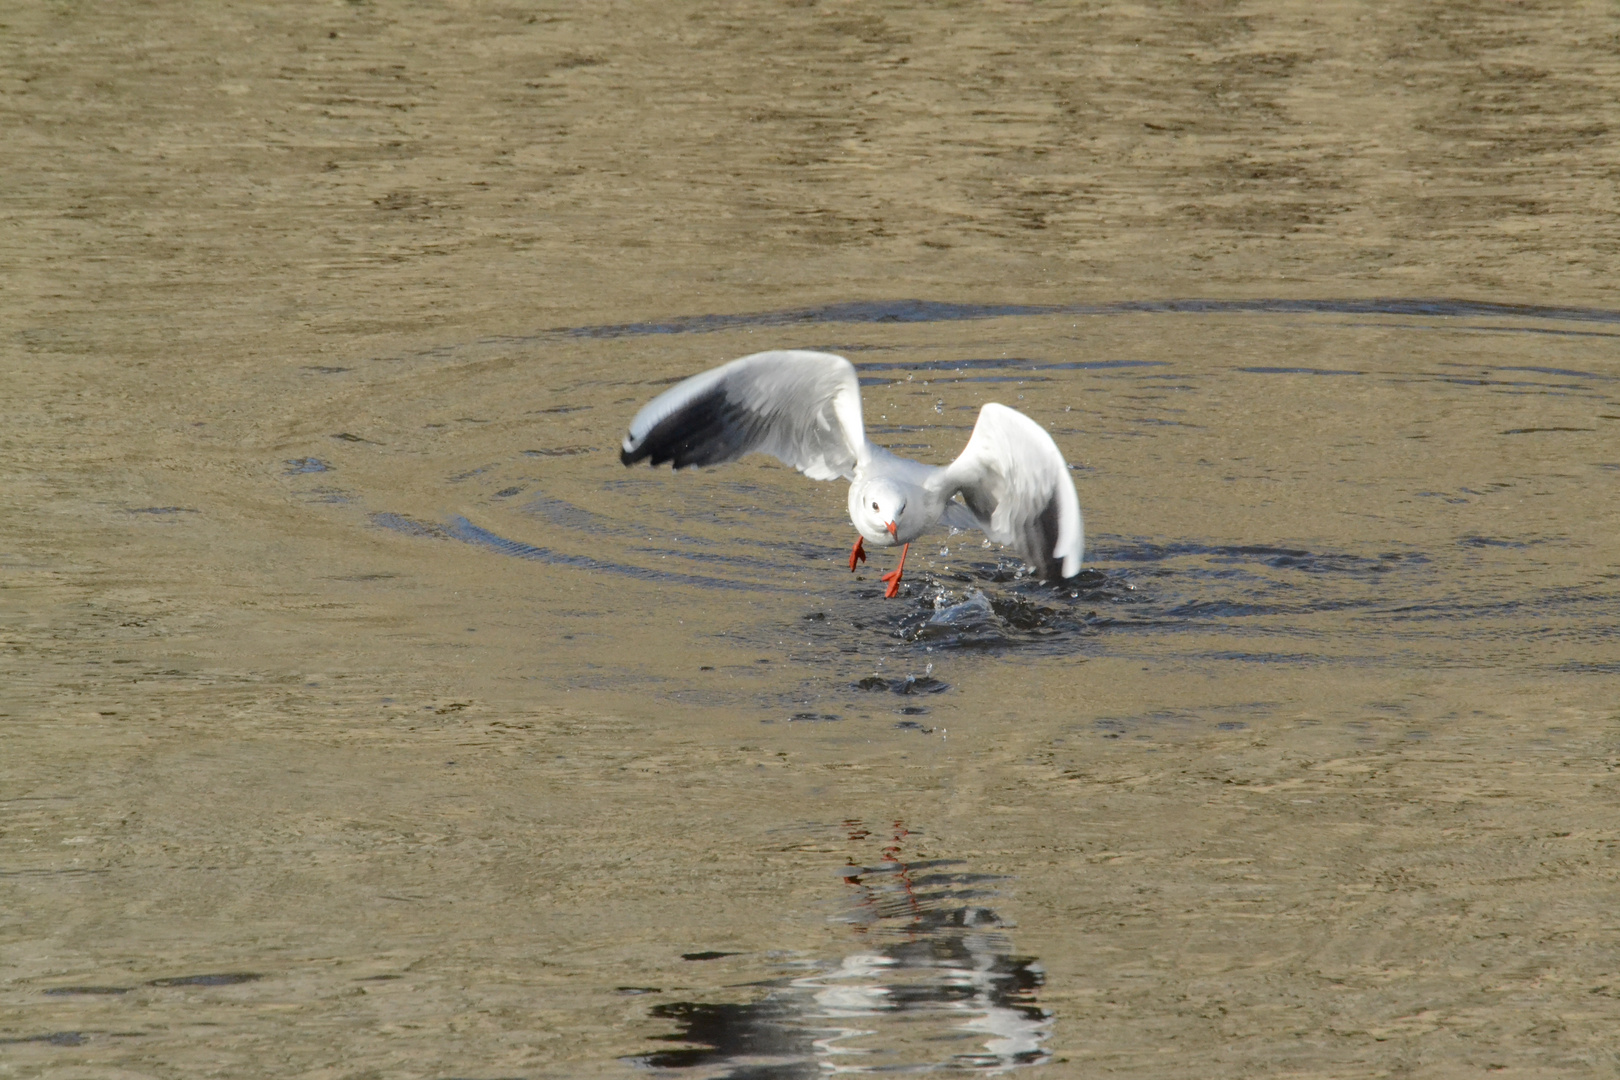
[5,2,1620,1076]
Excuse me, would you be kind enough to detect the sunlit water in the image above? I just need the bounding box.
[11,300,1620,1077]
[268,300,1618,1072]
[340,300,1619,698]
[9,2,1620,1073]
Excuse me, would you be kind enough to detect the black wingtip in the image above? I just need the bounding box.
[623,388,753,471]
[1031,494,1066,581]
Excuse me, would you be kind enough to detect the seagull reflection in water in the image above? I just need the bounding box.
[631,821,1052,1076]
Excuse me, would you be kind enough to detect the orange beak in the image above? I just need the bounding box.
[885,520,898,538]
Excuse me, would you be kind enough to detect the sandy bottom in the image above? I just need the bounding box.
[4,3,1620,1077]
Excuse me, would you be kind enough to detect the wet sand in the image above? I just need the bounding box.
[4,3,1620,1077]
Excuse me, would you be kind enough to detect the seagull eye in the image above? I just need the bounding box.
[871,502,879,511]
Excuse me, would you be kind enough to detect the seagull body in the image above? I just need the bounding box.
[619,350,1084,596]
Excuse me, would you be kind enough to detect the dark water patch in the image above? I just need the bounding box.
[861,356,1036,372]
[634,1000,811,1070]
[1198,650,1324,663]
[520,445,592,456]
[0,868,110,877]
[848,860,1007,888]
[856,674,950,695]
[0,1032,90,1047]
[911,374,1054,385]
[860,373,1055,387]
[283,457,331,474]
[302,364,351,374]
[780,712,842,723]
[1497,364,1620,381]
[1164,598,1284,618]
[304,486,352,505]
[370,512,450,540]
[1402,369,1611,397]
[866,425,947,437]
[370,298,1620,381]
[522,494,639,537]
[550,297,1620,342]
[444,517,783,592]
[147,973,262,987]
[1081,710,1202,738]
[858,356,1169,374]
[896,718,935,730]
[1103,540,1429,576]
[43,986,130,996]
[648,545,831,577]
[1502,426,1596,435]
[567,299,1063,339]
[331,432,379,444]
[125,506,197,515]
[681,951,741,962]
[1043,359,1172,372]
[492,485,524,498]
[1560,661,1620,674]
[1461,535,1533,549]
[1353,322,1620,340]
[1378,585,1620,624]
[1239,366,1363,376]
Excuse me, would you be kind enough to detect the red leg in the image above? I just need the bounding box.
[848,535,867,571]
[880,543,910,599]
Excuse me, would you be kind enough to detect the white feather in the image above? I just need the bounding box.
[622,352,1086,581]
[622,350,866,480]
[937,403,1084,579]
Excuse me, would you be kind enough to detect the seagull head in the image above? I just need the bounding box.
[853,478,908,546]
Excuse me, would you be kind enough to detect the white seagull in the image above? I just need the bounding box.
[619,350,1084,597]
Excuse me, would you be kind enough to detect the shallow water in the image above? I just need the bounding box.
[5,3,1620,1078]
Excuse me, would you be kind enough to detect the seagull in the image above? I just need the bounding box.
[619,350,1084,597]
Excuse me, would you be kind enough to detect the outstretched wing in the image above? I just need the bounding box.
[620,350,867,480]
[934,402,1084,580]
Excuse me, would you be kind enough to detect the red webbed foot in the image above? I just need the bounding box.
[848,535,867,571]
[879,543,910,599]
